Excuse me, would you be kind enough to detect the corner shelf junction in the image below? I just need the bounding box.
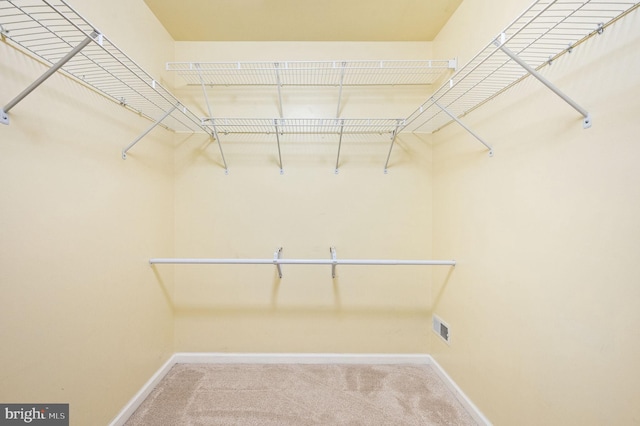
[0,0,213,159]
[2,0,638,171]
[150,247,457,279]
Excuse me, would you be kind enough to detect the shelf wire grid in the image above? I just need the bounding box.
[0,0,208,134]
[167,60,456,86]
[402,0,640,133]
[205,118,404,136]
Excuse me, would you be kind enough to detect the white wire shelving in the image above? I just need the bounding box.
[202,118,405,174]
[167,60,457,86]
[168,59,432,173]
[2,0,637,168]
[0,0,210,158]
[168,0,639,168]
[400,0,640,154]
[207,118,403,135]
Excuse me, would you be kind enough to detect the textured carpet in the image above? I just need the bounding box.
[125,363,478,425]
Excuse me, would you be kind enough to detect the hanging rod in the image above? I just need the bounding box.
[401,0,639,135]
[150,247,456,279]
[149,258,457,266]
[0,0,208,137]
[149,247,456,278]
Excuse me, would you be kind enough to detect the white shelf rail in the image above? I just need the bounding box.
[0,0,212,158]
[201,118,404,174]
[150,247,457,279]
[401,0,640,153]
[205,118,403,135]
[167,60,457,87]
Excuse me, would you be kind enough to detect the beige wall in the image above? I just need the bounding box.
[431,2,640,425]
[0,1,175,425]
[4,0,639,424]
[167,42,438,353]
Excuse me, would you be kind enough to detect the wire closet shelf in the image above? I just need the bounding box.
[205,118,404,136]
[400,0,640,134]
[0,0,206,134]
[167,59,457,86]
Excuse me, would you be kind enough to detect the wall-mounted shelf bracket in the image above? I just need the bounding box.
[122,103,179,159]
[336,61,347,118]
[494,33,591,129]
[432,99,494,156]
[274,247,283,278]
[197,65,229,173]
[275,62,284,118]
[1,30,100,126]
[330,247,338,278]
[334,120,345,174]
[274,119,284,174]
[384,120,404,173]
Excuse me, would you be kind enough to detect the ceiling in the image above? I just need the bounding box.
[143,0,463,42]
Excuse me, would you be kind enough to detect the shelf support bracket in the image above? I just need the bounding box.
[336,61,346,118]
[122,103,179,159]
[275,62,284,118]
[432,99,494,156]
[2,30,100,125]
[274,119,284,174]
[197,65,228,174]
[334,119,345,174]
[384,120,403,173]
[495,33,591,129]
[330,246,337,278]
[274,247,283,278]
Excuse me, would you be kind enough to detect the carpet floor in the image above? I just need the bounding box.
[124,363,478,425]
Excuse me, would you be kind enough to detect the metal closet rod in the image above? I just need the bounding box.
[150,247,456,279]
[149,259,456,266]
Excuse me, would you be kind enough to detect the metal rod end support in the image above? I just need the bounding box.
[583,114,592,129]
[0,110,8,125]
[122,150,128,160]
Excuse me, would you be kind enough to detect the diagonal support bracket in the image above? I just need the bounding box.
[494,33,591,129]
[196,64,228,174]
[384,120,404,173]
[274,247,283,278]
[432,99,494,156]
[122,103,179,159]
[334,119,345,174]
[336,61,347,118]
[275,62,284,118]
[274,119,284,174]
[2,30,100,125]
[330,246,337,279]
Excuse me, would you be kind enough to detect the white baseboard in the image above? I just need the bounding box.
[172,352,432,365]
[428,356,493,426]
[108,355,177,426]
[109,353,490,425]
